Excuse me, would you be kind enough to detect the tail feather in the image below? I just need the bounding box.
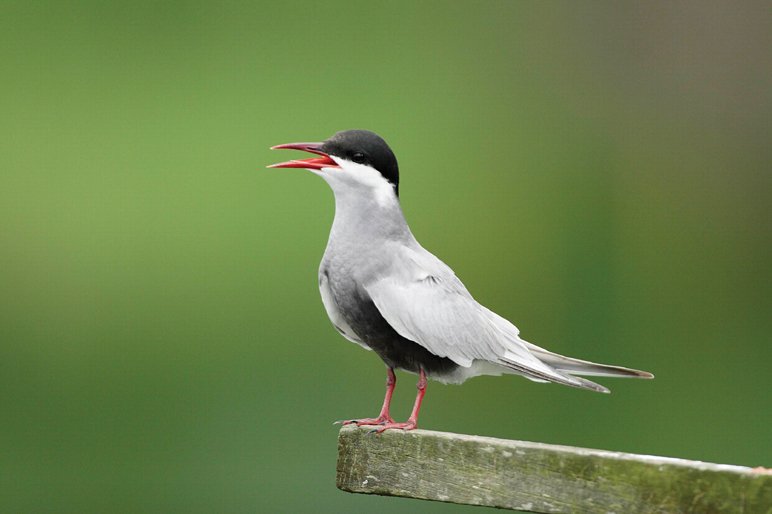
[499,354,611,394]
[480,307,651,391]
[524,343,654,379]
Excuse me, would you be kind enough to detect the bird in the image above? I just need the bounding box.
[268,129,653,432]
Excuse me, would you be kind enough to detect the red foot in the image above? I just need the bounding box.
[342,415,395,427]
[372,420,417,433]
[341,368,426,435]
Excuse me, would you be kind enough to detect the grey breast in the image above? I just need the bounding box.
[318,264,370,349]
[319,256,396,349]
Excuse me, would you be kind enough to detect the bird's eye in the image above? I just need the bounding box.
[351,152,366,164]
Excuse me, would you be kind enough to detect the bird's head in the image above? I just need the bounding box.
[269,130,400,202]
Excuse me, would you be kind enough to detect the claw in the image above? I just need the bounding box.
[336,416,395,427]
[373,420,418,434]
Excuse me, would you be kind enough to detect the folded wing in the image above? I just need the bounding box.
[364,260,610,393]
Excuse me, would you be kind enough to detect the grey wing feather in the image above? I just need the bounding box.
[364,246,609,392]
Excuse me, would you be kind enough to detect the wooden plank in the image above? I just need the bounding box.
[336,425,771,513]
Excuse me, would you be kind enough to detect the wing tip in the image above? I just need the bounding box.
[613,368,654,379]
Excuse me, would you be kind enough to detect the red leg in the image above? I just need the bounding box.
[342,368,396,426]
[374,368,427,433]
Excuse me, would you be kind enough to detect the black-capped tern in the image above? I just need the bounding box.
[268,129,653,432]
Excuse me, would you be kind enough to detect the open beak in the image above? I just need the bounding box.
[267,142,339,170]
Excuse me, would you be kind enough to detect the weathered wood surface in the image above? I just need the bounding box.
[337,425,771,513]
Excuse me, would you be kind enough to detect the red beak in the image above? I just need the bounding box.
[267,142,339,170]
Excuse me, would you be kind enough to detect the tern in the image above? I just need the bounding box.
[269,129,653,432]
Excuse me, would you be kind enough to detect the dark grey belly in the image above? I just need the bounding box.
[325,271,458,376]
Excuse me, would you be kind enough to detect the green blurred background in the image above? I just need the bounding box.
[1,1,770,512]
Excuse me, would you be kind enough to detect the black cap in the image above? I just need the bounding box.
[321,130,399,195]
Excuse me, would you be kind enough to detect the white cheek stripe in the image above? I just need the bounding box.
[323,158,397,208]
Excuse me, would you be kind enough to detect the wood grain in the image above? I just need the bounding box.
[337,425,771,513]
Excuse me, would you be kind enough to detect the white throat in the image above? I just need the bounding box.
[313,157,411,244]
[314,157,398,209]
